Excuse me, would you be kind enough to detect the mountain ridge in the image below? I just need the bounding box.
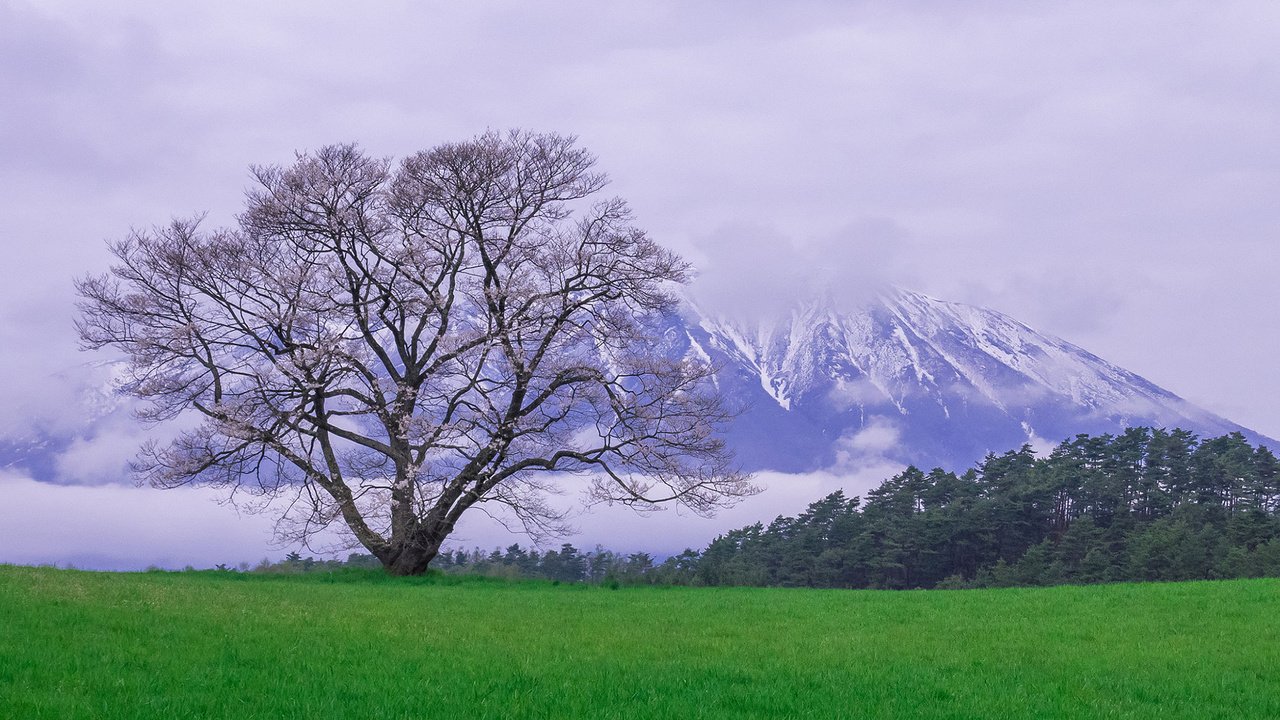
[665,286,1275,472]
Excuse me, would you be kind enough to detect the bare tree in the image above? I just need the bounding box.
[77,130,753,575]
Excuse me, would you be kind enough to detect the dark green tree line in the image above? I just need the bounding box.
[698,429,1280,589]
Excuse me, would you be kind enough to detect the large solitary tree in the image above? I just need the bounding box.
[77,130,752,575]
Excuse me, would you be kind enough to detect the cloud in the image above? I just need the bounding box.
[825,377,895,414]
[830,416,908,480]
[0,466,905,568]
[0,472,289,570]
[1020,422,1058,458]
[450,465,902,556]
[53,422,144,485]
[842,417,901,455]
[0,356,127,439]
[685,217,916,320]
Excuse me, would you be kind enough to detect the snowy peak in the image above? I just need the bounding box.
[678,288,1272,472]
[880,288,1179,410]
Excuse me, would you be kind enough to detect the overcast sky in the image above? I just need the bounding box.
[3,1,1279,569]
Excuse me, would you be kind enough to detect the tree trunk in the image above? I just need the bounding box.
[382,535,443,576]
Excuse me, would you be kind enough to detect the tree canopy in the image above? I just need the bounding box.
[696,429,1280,589]
[77,130,752,575]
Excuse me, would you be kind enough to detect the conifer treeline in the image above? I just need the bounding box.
[698,428,1280,588]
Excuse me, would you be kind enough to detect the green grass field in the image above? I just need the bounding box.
[2,566,1278,719]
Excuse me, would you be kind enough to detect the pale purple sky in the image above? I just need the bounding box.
[3,1,1279,568]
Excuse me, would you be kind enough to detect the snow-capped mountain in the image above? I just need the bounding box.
[662,287,1276,472]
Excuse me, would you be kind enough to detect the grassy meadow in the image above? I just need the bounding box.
[1,566,1278,719]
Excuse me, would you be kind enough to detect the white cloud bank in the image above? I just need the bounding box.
[0,473,284,570]
[0,464,904,569]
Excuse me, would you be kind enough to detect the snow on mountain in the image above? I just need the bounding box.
[666,287,1276,472]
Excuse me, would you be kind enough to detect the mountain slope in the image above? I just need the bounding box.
[664,287,1274,472]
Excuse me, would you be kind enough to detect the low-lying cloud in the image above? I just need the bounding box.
[0,472,287,570]
[685,218,916,321]
[0,462,906,569]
